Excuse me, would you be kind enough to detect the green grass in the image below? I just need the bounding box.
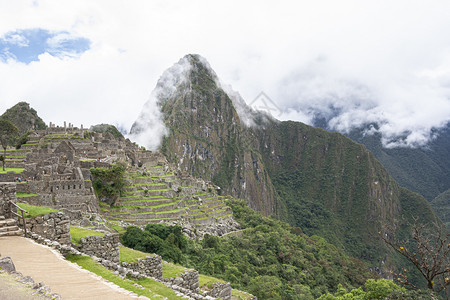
[66,255,182,299]
[154,208,183,214]
[231,289,255,300]
[198,274,225,288]
[106,220,126,234]
[0,167,24,174]
[16,192,39,197]
[120,245,153,263]
[162,261,188,278]
[16,203,59,218]
[134,182,167,186]
[70,226,106,245]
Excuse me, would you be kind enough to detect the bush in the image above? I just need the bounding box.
[15,131,30,149]
[90,163,126,205]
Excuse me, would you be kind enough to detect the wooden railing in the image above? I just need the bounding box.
[7,201,28,237]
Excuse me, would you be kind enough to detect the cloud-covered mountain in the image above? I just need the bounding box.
[130,55,441,279]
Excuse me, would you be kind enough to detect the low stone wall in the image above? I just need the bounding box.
[205,282,232,300]
[0,183,16,217]
[76,234,120,264]
[25,212,71,245]
[162,270,199,292]
[122,255,163,279]
[0,173,18,182]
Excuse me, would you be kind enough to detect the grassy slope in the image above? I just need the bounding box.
[70,226,106,245]
[16,202,59,218]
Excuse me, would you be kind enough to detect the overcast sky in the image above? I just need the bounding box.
[1,0,450,148]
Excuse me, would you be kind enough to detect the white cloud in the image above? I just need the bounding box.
[0,0,449,148]
[2,33,28,47]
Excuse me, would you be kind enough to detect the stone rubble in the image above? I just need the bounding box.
[0,255,61,299]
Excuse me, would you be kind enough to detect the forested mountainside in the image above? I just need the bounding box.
[132,54,441,276]
[431,188,450,228]
[344,124,450,229]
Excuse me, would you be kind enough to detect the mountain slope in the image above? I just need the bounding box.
[0,102,47,134]
[132,54,281,216]
[131,55,441,273]
[431,189,450,228]
[345,124,450,202]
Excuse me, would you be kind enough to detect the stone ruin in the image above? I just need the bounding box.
[0,121,166,214]
[0,121,252,300]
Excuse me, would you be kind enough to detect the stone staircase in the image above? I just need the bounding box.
[0,215,23,237]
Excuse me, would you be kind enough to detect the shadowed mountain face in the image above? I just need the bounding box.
[131,55,440,273]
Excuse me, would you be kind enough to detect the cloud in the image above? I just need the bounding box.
[128,56,192,150]
[0,1,449,149]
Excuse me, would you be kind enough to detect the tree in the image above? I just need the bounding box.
[0,119,19,171]
[380,219,449,296]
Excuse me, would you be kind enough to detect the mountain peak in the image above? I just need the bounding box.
[1,101,46,134]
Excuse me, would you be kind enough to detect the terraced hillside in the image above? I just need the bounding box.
[101,165,236,234]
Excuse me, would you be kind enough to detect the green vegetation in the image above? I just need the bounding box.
[119,245,150,263]
[66,255,182,299]
[231,289,256,300]
[16,203,59,218]
[106,220,126,234]
[16,192,39,197]
[91,163,127,205]
[162,261,188,278]
[90,124,124,139]
[431,189,450,228]
[0,119,19,171]
[318,279,401,299]
[123,199,376,299]
[122,223,186,264]
[0,102,46,134]
[346,124,450,202]
[70,226,106,245]
[0,167,24,174]
[15,131,30,149]
[198,274,225,287]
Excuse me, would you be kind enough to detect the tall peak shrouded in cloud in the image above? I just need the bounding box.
[129,54,265,150]
[130,54,279,215]
[129,53,441,274]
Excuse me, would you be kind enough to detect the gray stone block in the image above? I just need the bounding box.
[0,257,16,273]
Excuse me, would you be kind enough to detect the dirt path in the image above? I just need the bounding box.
[0,236,142,300]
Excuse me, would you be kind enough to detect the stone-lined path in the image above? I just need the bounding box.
[0,236,143,300]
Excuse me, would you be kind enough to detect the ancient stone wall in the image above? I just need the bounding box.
[0,173,19,182]
[76,234,120,263]
[162,270,199,292]
[25,212,71,245]
[15,181,45,194]
[122,255,163,279]
[0,183,16,217]
[49,179,85,194]
[205,282,232,300]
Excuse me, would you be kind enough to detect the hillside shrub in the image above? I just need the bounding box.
[122,199,377,299]
[90,163,126,205]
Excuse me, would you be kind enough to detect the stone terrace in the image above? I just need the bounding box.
[102,166,238,237]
